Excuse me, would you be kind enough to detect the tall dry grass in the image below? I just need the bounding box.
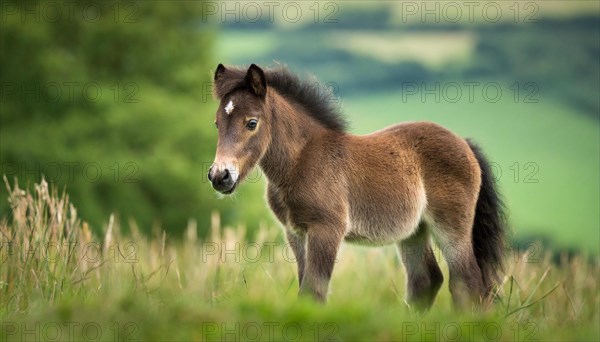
[0,176,286,315]
[1,177,598,341]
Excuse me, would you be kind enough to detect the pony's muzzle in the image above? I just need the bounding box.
[208,165,237,194]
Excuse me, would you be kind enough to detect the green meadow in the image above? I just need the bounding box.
[1,180,598,341]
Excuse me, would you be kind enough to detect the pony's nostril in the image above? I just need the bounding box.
[222,169,230,181]
[207,166,214,182]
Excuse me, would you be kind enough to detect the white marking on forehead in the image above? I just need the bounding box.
[224,100,234,115]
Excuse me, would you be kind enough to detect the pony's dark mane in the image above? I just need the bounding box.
[214,66,347,132]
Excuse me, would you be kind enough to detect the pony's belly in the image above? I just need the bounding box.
[344,217,419,246]
[344,184,427,246]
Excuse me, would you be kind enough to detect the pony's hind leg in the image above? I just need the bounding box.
[431,221,486,310]
[397,222,444,311]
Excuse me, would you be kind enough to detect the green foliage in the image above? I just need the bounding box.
[0,0,253,234]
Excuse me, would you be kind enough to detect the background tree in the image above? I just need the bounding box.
[0,0,241,235]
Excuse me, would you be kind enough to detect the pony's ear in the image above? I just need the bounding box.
[214,63,226,81]
[245,64,266,97]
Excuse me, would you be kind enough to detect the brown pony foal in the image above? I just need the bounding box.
[208,64,507,310]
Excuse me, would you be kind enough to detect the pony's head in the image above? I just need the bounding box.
[208,64,271,194]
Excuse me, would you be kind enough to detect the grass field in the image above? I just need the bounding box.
[1,178,598,341]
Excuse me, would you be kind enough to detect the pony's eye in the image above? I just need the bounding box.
[246,119,258,130]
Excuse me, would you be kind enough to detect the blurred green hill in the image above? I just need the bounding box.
[215,4,600,252]
[220,13,599,119]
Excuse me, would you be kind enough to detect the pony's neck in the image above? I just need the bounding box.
[259,90,329,187]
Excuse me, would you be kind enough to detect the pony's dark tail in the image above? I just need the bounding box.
[467,139,508,299]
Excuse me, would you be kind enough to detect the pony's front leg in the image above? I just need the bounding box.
[285,229,306,287]
[299,224,345,302]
